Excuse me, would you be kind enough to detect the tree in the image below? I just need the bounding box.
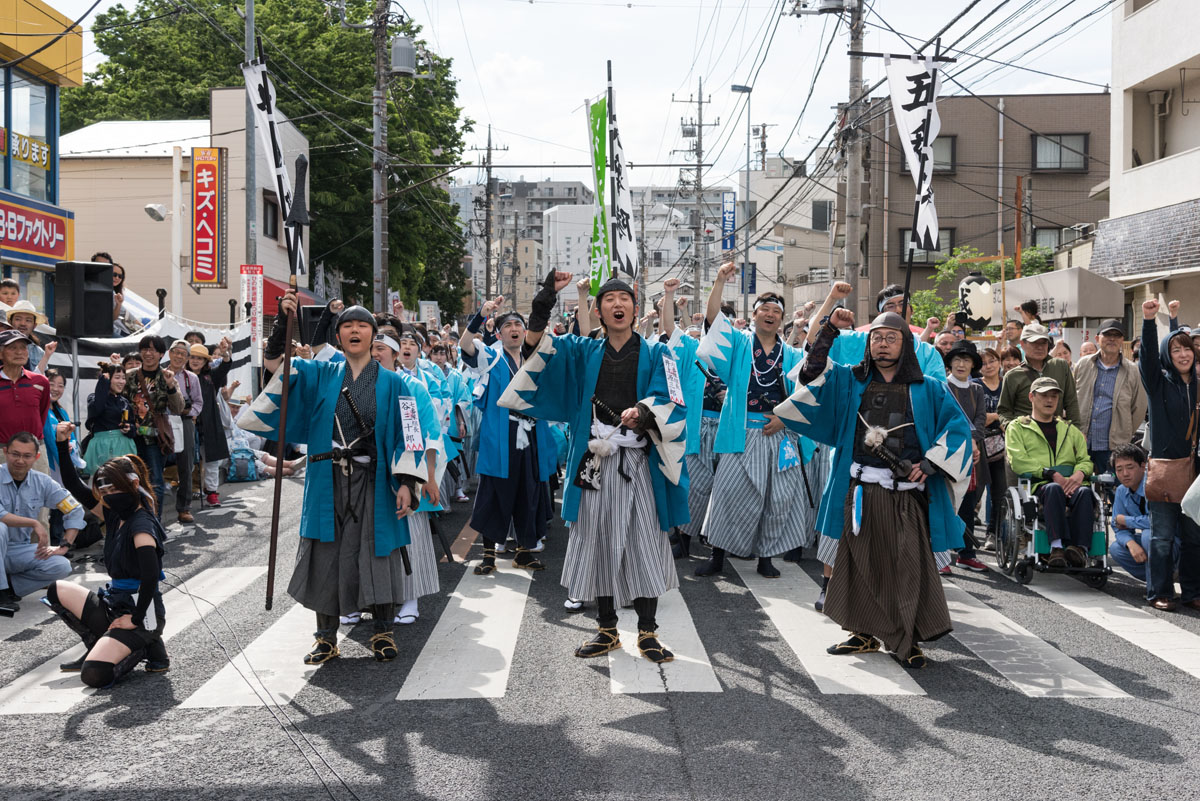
[62,0,471,318]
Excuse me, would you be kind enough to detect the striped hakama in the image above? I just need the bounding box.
[398,511,440,601]
[682,415,720,538]
[702,427,815,557]
[561,446,678,607]
[823,480,952,656]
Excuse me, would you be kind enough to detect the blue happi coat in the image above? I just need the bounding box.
[773,338,973,553]
[697,313,815,460]
[391,369,446,514]
[664,329,707,456]
[238,359,436,557]
[498,332,690,531]
[462,341,556,482]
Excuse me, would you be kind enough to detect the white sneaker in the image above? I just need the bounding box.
[563,598,584,611]
[455,493,470,503]
[339,612,362,625]
[531,538,546,553]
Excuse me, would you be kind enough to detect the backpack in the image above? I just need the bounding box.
[226,447,259,482]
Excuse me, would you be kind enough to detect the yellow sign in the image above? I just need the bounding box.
[0,129,51,170]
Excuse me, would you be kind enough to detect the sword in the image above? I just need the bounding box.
[429,514,455,563]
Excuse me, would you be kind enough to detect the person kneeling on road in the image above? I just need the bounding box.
[1108,443,1176,584]
[1005,377,1095,569]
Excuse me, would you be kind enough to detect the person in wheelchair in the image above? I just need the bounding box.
[1006,377,1095,568]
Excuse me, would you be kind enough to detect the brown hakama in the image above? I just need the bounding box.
[823,480,952,656]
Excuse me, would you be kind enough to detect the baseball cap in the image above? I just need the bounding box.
[0,329,32,347]
[1020,322,1052,343]
[1030,376,1062,394]
[1097,318,1125,337]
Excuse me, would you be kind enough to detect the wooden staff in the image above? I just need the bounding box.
[266,155,310,610]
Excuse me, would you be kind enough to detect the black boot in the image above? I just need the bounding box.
[694,547,725,577]
[0,587,19,616]
[672,529,692,559]
[757,556,781,578]
[781,547,803,563]
[815,575,830,613]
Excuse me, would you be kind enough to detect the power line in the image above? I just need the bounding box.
[0,0,102,69]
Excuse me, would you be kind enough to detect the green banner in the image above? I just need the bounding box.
[587,96,611,293]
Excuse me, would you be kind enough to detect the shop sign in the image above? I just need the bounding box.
[191,147,228,287]
[0,128,52,170]
[0,190,72,266]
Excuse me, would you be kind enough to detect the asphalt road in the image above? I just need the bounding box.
[4,474,1200,801]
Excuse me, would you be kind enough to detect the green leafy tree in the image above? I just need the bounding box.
[62,0,470,318]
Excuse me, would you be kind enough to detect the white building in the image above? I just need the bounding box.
[448,180,486,296]
[1089,0,1200,319]
[543,204,594,311]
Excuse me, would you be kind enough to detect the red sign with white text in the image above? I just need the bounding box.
[191,147,228,287]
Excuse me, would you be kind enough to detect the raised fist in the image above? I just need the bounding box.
[1169,299,1180,317]
[717,261,738,282]
[1143,299,1160,320]
[663,278,680,293]
[830,308,855,329]
[830,281,853,300]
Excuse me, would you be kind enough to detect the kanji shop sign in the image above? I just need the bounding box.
[191,147,228,287]
[0,189,73,267]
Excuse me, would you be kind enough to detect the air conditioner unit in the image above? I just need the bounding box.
[788,238,797,247]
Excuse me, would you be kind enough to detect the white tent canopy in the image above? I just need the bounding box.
[991,267,1125,322]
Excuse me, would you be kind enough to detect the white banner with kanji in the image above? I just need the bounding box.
[886,56,943,253]
[608,111,638,278]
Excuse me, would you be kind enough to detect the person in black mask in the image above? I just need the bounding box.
[44,422,170,686]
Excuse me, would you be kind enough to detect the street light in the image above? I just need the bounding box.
[143,145,184,316]
[731,84,752,320]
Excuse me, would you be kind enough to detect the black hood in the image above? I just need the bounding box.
[852,313,924,384]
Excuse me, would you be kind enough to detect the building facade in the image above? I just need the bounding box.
[1089,0,1200,325]
[0,0,83,317]
[862,92,1110,319]
[60,87,311,326]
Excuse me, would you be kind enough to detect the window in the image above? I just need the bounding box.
[263,192,280,240]
[899,228,954,263]
[1033,134,1088,171]
[9,71,52,202]
[901,135,956,173]
[1034,228,1061,250]
[812,200,832,232]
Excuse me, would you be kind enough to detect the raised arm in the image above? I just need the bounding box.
[660,278,681,338]
[707,261,738,326]
[806,281,853,345]
[460,296,502,359]
[574,278,596,335]
[524,271,575,349]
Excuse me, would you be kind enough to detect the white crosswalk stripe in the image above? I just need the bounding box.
[0,566,266,716]
[608,587,721,694]
[396,559,532,701]
[181,602,346,708]
[728,559,925,695]
[941,582,1128,698]
[0,568,108,643]
[10,555,1200,708]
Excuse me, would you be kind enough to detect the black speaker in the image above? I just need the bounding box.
[299,304,324,346]
[54,261,114,338]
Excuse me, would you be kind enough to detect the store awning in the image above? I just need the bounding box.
[262,277,319,316]
[992,267,1124,321]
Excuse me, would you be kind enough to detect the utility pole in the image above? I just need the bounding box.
[672,77,718,316]
[371,0,390,312]
[844,0,865,319]
[245,0,256,273]
[1014,174,1023,278]
[468,125,506,299]
[755,122,775,171]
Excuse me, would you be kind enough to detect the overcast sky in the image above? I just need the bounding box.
[60,0,1115,190]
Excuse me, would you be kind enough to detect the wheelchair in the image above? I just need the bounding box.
[995,472,1115,588]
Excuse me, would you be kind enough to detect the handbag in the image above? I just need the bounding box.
[984,430,1006,460]
[1146,395,1200,503]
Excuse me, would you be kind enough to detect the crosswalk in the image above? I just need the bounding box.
[5,557,1200,715]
